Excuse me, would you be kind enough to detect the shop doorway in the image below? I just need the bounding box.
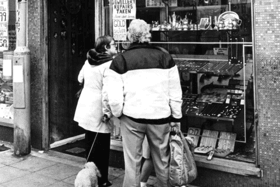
[48,0,95,146]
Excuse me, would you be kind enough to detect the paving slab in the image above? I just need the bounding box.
[0,151,25,166]
[0,163,5,168]
[1,173,59,187]
[10,155,57,172]
[31,150,84,168]
[63,175,76,185]
[110,175,124,187]
[46,181,73,187]
[0,165,31,184]
[35,163,80,180]
[0,144,162,187]
[108,167,124,179]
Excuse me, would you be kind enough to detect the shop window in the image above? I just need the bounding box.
[0,0,16,125]
[103,0,259,175]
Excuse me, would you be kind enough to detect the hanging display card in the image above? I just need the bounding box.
[3,59,11,77]
[217,132,236,152]
[113,19,127,41]
[112,0,136,19]
[0,0,9,51]
[186,127,201,147]
[194,129,219,154]
[8,30,16,50]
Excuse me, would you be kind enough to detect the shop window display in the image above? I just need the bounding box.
[0,51,13,120]
[0,0,15,122]
[105,0,255,164]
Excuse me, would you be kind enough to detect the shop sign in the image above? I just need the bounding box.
[112,0,136,19]
[0,0,8,51]
[113,19,127,41]
[8,30,16,51]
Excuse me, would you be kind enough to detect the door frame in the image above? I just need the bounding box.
[42,0,49,150]
[43,0,105,150]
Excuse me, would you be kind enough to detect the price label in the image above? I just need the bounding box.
[113,19,127,41]
[225,95,231,104]
[0,0,8,51]
[0,11,7,22]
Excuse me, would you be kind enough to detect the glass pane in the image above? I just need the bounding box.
[0,0,16,122]
[105,0,256,164]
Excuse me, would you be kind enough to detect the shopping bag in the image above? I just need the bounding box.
[169,129,197,186]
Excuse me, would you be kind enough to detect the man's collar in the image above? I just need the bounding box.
[126,42,154,51]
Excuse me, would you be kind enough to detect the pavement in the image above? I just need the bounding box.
[0,141,158,187]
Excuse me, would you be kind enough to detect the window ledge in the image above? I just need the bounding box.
[110,139,261,177]
[0,118,13,128]
[194,154,261,177]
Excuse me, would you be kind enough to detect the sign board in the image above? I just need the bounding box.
[112,0,136,19]
[0,0,8,51]
[186,127,201,147]
[113,19,127,41]
[8,30,16,50]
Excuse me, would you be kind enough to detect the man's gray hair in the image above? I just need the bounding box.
[127,19,151,43]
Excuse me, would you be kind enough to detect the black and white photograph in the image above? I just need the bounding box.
[0,0,277,187]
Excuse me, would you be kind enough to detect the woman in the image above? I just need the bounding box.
[74,35,117,187]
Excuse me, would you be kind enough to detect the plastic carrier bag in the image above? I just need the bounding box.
[169,129,197,186]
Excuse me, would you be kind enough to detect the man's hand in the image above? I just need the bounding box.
[102,114,110,123]
[170,122,180,133]
[185,136,196,152]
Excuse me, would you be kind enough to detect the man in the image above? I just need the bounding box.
[104,19,182,187]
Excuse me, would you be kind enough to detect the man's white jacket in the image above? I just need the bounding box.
[103,43,182,124]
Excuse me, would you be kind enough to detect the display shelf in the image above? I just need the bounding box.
[169,5,228,11]
[150,41,253,45]
[151,29,244,39]
[172,54,228,61]
[151,29,240,32]
[183,105,242,119]
[198,62,243,76]
[194,154,260,176]
[186,113,235,122]
[142,4,228,10]
[175,60,244,75]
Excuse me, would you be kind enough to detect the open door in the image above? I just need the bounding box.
[48,0,95,144]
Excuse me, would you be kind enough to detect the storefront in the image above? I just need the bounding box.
[0,0,16,142]
[104,0,263,186]
[1,0,280,186]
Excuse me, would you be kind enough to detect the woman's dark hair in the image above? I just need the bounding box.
[95,35,114,53]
